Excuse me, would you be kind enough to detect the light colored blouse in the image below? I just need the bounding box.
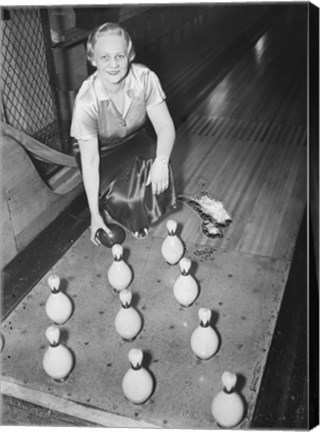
[70,63,166,148]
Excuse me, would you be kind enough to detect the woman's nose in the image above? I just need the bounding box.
[110,57,118,68]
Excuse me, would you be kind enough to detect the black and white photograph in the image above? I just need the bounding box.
[0,1,319,430]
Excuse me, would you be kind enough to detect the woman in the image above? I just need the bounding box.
[71,22,176,245]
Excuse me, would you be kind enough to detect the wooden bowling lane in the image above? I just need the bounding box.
[152,129,306,259]
[152,5,307,261]
[195,10,306,125]
[1,234,290,428]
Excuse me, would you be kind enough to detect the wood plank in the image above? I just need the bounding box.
[234,141,305,257]
[195,9,306,127]
[1,380,159,428]
[1,394,97,426]
[153,131,306,260]
[152,3,307,259]
[270,153,307,259]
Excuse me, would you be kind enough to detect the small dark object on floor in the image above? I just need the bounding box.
[97,224,126,247]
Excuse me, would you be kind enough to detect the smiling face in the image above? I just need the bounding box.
[93,33,130,87]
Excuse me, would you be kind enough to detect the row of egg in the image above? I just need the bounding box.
[106,220,246,427]
[43,275,73,381]
[43,277,245,429]
[43,220,246,428]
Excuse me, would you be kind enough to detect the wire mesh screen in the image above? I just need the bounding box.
[1,8,63,153]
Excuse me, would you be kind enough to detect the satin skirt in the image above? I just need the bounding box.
[96,129,176,233]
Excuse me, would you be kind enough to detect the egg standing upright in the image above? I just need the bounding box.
[108,244,132,292]
[211,371,245,428]
[173,257,199,307]
[46,274,73,324]
[42,325,74,381]
[115,289,142,341]
[161,219,184,265]
[122,348,154,404]
[190,308,219,360]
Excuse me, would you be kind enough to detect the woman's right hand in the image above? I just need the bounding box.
[90,213,112,246]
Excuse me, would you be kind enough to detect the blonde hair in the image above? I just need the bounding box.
[87,22,135,66]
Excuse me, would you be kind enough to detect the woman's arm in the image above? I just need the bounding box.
[147,101,176,195]
[78,137,111,245]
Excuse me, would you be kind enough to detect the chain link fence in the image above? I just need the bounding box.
[1,8,65,177]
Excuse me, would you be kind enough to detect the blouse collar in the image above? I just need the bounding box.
[94,69,135,103]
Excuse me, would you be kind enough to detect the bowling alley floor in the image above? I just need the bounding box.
[1,3,311,429]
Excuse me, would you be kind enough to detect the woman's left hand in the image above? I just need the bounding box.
[146,158,169,195]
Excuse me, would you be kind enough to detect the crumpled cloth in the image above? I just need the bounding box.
[178,191,232,238]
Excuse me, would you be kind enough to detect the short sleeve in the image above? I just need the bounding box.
[70,92,98,142]
[144,70,166,111]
